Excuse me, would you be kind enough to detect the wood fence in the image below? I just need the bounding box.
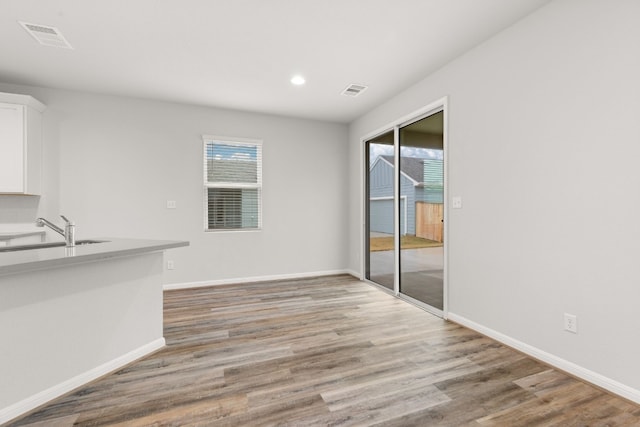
[416,202,443,242]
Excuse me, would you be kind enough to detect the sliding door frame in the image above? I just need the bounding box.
[361,97,449,318]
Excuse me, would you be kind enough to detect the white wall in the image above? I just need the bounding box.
[349,0,640,397]
[0,83,349,284]
[0,252,164,417]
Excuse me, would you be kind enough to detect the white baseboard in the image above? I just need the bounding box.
[163,269,354,291]
[448,313,640,404]
[0,338,165,425]
[344,269,361,279]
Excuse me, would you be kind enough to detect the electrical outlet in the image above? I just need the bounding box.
[564,313,577,333]
[167,260,175,270]
[166,200,177,209]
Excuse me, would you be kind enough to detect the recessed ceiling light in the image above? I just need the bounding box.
[291,75,306,86]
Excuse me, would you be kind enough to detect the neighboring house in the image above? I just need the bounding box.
[369,155,443,236]
[207,158,259,229]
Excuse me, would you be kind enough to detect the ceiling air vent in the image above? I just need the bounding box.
[341,84,368,97]
[19,21,73,49]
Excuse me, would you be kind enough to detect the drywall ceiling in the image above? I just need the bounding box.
[0,0,552,123]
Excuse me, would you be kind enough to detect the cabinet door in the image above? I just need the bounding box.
[0,103,25,193]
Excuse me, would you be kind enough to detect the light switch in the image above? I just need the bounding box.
[166,200,177,209]
[452,196,462,209]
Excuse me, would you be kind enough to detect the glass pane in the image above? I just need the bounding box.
[399,111,444,309]
[208,188,259,230]
[206,143,258,184]
[366,130,395,290]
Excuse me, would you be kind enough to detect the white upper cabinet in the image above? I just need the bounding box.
[0,93,46,194]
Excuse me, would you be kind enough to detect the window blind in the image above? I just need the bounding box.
[203,137,262,231]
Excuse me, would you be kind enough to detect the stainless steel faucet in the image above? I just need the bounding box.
[36,215,76,247]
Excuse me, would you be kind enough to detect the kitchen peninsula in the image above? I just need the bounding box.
[0,238,188,423]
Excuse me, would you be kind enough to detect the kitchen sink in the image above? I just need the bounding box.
[0,240,108,253]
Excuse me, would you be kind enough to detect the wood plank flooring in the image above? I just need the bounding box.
[7,275,640,426]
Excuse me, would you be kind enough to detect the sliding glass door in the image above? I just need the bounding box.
[399,112,444,310]
[365,130,395,290]
[364,106,445,316]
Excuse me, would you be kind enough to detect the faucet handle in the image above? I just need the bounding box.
[60,215,75,225]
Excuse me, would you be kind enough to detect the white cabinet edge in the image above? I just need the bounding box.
[0,92,46,112]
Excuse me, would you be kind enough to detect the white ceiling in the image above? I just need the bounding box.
[0,0,552,123]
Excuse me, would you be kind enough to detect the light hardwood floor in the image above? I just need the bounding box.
[8,275,640,426]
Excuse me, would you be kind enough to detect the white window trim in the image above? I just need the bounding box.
[202,135,263,232]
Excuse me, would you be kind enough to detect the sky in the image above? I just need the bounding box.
[369,143,443,164]
[207,143,258,161]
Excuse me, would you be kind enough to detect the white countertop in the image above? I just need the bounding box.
[0,237,189,276]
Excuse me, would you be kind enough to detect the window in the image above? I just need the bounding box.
[203,136,262,231]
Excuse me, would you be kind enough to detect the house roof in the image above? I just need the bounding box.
[381,155,425,184]
[378,155,444,187]
[207,159,258,183]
